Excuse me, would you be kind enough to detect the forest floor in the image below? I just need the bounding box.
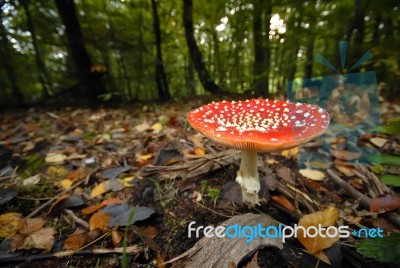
[0,98,399,268]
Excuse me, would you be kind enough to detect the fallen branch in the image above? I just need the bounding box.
[0,246,142,264]
[328,169,400,228]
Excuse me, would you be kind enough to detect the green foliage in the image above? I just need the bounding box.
[356,233,400,265]
[381,174,400,187]
[21,153,45,178]
[383,118,400,135]
[368,154,400,167]
[200,180,221,205]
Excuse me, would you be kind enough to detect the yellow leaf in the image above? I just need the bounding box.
[151,122,163,132]
[91,182,107,198]
[281,147,299,159]
[60,179,73,189]
[122,176,136,187]
[137,153,154,161]
[369,137,388,148]
[45,153,67,164]
[194,147,206,156]
[299,169,325,181]
[89,212,112,231]
[0,213,22,238]
[297,207,340,254]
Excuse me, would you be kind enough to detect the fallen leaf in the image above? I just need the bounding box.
[270,195,296,212]
[91,182,107,198]
[281,147,298,159]
[45,153,67,164]
[0,189,18,205]
[11,227,55,252]
[0,212,22,238]
[60,179,73,189]
[331,150,362,161]
[18,217,45,234]
[89,212,112,231]
[151,122,163,132]
[297,207,340,254]
[100,204,155,227]
[370,137,388,148]
[194,147,206,156]
[22,174,41,186]
[101,166,131,179]
[276,166,295,184]
[81,198,124,215]
[66,167,89,181]
[299,169,325,181]
[111,230,123,246]
[336,165,355,177]
[64,229,87,250]
[370,195,400,212]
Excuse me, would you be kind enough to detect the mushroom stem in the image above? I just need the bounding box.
[235,150,260,205]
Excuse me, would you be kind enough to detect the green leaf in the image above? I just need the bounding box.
[356,233,400,265]
[382,174,400,187]
[383,118,400,135]
[370,165,384,174]
[21,154,45,178]
[368,154,400,166]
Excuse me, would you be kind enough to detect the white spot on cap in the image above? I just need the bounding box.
[304,112,310,118]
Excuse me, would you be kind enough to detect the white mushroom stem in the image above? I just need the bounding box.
[235,150,260,205]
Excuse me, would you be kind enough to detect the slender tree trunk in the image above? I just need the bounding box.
[252,0,271,97]
[183,0,221,94]
[54,0,106,101]
[151,0,170,101]
[20,0,53,98]
[304,36,314,79]
[0,13,23,104]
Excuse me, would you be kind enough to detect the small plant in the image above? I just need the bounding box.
[200,180,221,206]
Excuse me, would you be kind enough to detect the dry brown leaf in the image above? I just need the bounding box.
[111,230,123,246]
[276,166,295,184]
[0,212,22,238]
[297,207,339,254]
[299,169,325,181]
[270,195,296,212]
[336,165,355,177]
[369,137,388,148]
[18,217,45,234]
[81,198,124,215]
[64,229,87,250]
[11,227,55,252]
[331,149,362,161]
[45,153,67,164]
[89,212,112,231]
[66,167,89,181]
[142,226,158,239]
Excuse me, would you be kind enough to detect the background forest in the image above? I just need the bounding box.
[0,0,399,106]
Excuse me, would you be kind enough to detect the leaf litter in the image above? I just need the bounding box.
[0,101,399,267]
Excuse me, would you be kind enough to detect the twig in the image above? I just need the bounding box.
[192,200,230,218]
[28,180,85,218]
[328,169,400,228]
[0,246,142,264]
[64,209,89,229]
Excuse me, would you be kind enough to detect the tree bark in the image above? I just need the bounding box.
[20,0,53,98]
[54,0,106,101]
[252,0,271,97]
[304,36,314,79]
[151,0,170,101]
[0,10,23,104]
[183,0,221,94]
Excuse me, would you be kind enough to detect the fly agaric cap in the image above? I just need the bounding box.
[187,99,330,151]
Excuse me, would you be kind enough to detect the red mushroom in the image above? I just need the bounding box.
[187,99,330,205]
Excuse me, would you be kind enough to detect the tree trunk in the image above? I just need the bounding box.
[54,0,106,101]
[183,0,221,94]
[252,0,271,97]
[0,12,23,104]
[151,0,170,101]
[304,36,314,79]
[20,0,53,98]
